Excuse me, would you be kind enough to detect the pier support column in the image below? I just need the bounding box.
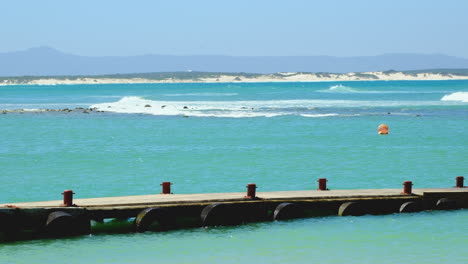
[273,203,304,220]
[338,202,366,216]
[435,198,458,210]
[45,211,90,237]
[0,210,19,241]
[46,211,74,237]
[135,207,174,232]
[399,201,422,213]
[200,203,242,226]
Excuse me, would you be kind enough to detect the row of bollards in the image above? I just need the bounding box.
[1,176,465,242]
[60,176,465,207]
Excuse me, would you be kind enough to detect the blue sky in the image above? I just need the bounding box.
[2,0,468,57]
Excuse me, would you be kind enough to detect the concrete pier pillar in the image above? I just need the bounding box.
[273,203,304,220]
[45,210,90,237]
[0,210,19,241]
[435,198,458,210]
[200,203,242,226]
[399,201,422,213]
[338,202,367,216]
[135,207,174,232]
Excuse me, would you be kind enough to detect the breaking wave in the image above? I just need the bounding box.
[163,93,238,97]
[318,85,360,93]
[88,96,460,118]
[441,92,468,102]
[300,113,339,118]
[318,84,451,94]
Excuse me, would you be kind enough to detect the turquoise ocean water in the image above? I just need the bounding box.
[0,80,467,263]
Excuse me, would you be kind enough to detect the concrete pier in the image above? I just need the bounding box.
[1,187,467,241]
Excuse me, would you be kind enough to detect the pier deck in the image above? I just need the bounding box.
[1,187,467,241]
[2,188,467,209]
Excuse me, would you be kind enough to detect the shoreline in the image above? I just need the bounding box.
[2,71,468,86]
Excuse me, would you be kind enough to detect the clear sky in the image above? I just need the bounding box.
[2,0,468,58]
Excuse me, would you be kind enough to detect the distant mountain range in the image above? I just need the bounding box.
[1,46,468,76]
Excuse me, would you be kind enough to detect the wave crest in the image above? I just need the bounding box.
[89,96,459,118]
[319,85,360,93]
[89,96,344,118]
[441,92,468,102]
[163,92,238,97]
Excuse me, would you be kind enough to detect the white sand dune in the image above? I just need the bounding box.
[2,71,468,86]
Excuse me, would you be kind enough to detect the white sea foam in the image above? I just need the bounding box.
[300,113,339,118]
[318,84,448,94]
[441,92,468,102]
[163,93,238,97]
[22,108,43,112]
[319,85,359,93]
[89,96,457,118]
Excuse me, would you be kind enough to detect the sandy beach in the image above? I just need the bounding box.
[2,71,468,86]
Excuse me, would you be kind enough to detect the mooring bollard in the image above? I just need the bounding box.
[245,183,257,199]
[161,182,172,194]
[317,178,328,191]
[455,176,464,188]
[402,181,413,195]
[62,190,74,206]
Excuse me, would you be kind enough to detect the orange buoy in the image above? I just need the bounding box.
[378,124,389,134]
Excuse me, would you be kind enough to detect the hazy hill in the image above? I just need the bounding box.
[1,47,468,76]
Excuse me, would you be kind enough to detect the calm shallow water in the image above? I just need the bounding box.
[0,81,467,263]
[1,210,467,264]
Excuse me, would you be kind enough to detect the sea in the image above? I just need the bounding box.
[0,80,467,263]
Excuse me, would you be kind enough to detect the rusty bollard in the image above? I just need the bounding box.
[317,178,328,191]
[402,181,413,195]
[455,176,464,188]
[62,190,75,206]
[161,182,172,194]
[245,183,257,199]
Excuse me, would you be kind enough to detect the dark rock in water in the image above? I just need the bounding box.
[183,106,188,109]
[83,110,89,114]
[161,105,166,109]
[144,105,152,108]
